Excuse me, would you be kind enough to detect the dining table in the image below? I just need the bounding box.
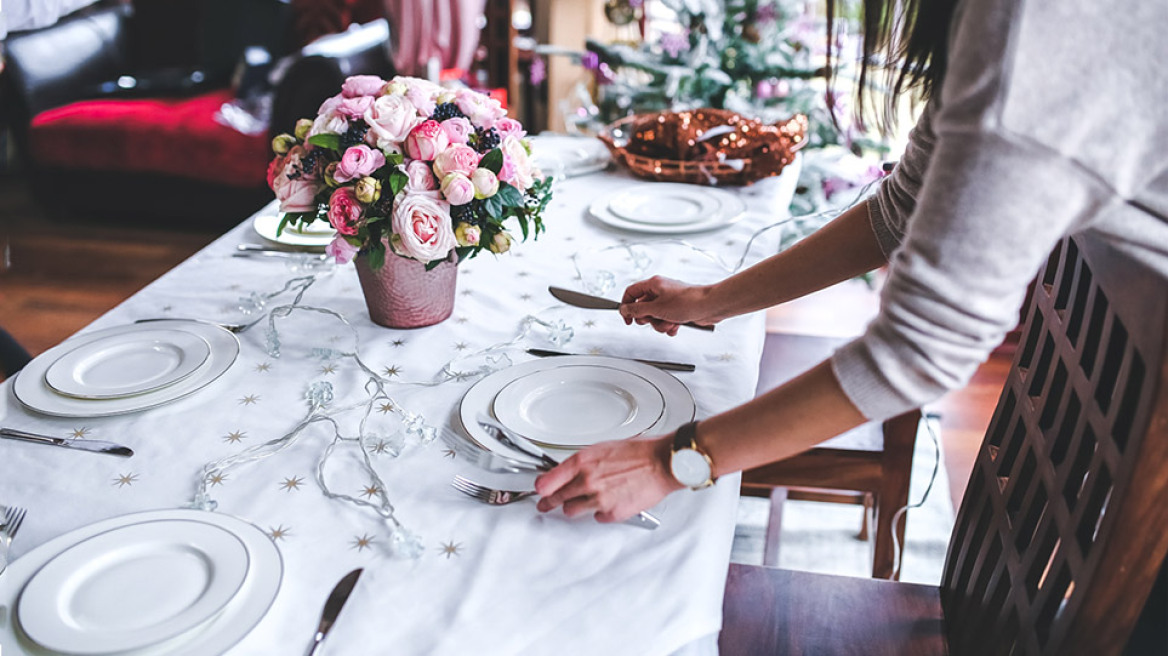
[0,153,800,656]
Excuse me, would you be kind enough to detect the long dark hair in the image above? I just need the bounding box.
[828,0,958,133]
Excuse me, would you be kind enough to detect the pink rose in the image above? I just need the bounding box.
[276,178,318,213]
[309,111,349,137]
[325,235,360,264]
[337,96,374,119]
[317,94,344,116]
[432,144,481,179]
[440,173,475,206]
[266,154,285,190]
[454,88,506,128]
[440,117,474,145]
[335,145,386,183]
[494,117,526,141]
[391,191,456,262]
[404,160,437,191]
[405,120,449,161]
[327,187,364,235]
[498,135,535,191]
[470,168,499,199]
[393,76,443,115]
[364,93,422,147]
[341,75,387,98]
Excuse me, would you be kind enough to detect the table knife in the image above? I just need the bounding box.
[0,428,133,457]
[305,568,363,656]
[526,348,696,372]
[548,286,715,332]
[476,416,661,531]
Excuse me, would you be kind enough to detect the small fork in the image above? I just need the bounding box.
[451,476,537,506]
[1,505,28,575]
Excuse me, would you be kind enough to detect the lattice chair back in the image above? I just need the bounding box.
[940,235,1168,655]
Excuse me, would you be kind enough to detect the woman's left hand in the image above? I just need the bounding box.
[534,434,684,523]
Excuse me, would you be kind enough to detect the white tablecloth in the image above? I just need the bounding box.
[0,163,798,655]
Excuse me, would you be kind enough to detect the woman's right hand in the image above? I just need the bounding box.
[619,276,720,336]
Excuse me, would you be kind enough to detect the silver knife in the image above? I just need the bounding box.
[548,286,715,332]
[0,428,134,457]
[527,348,696,372]
[476,416,661,531]
[305,568,363,656]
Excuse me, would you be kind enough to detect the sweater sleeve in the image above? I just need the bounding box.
[866,101,939,259]
[828,0,1125,421]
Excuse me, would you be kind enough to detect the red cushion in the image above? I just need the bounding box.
[29,90,271,188]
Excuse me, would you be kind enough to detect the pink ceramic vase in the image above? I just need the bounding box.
[354,250,457,328]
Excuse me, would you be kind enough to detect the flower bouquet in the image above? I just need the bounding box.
[267,75,553,327]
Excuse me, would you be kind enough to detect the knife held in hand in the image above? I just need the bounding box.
[526,348,695,372]
[548,286,715,332]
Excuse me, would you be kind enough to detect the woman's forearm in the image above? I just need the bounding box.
[704,201,888,321]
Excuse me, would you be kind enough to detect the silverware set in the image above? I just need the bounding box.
[1,504,29,575]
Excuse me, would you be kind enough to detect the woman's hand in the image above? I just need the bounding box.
[534,434,684,523]
[619,276,721,336]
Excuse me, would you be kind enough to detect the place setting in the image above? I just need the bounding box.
[9,320,240,419]
[0,508,282,656]
[587,181,749,234]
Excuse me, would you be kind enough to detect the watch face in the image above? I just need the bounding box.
[671,448,711,488]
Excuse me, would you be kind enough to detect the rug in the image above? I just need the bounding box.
[730,417,956,585]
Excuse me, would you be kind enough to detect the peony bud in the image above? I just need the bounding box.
[489,231,513,254]
[355,176,382,204]
[324,162,341,188]
[385,81,408,96]
[294,118,314,140]
[271,133,297,155]
[454,222,481,247]
[470,168,499,199]
[440,173,476,206]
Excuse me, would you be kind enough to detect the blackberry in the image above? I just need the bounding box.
[450,203,477,224]
[291,148,323,180]
[339,121,370,151]
[473,127,501,154]
[431,102,466,122]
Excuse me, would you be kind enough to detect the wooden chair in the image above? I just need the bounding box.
[743,332,921,579]
[721,234,1168,655]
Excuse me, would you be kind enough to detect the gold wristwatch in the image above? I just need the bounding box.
[670,421,716,490]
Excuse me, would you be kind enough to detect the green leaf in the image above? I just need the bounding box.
[365,215,387,225]
[275,214,291,237]
[480,148,504,174]
[368,245,386,271]
[389,170,410,198]
[495,183,523,207]
[306,133,341,151]
[485,195,504,217]
[386,152,404,167]
[424,258,445,271]
[518,215,530,240]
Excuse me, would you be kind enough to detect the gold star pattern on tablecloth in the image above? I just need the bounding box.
[443,449,456,459]
[224,430,246,443]
[453,342,469,351]
[71,427,91,439]
[377,402,395,414]
[319,364,337,375]
[161,305,173,313]
[208,473,227,487]
[280,476,304,492]
[391,339,406,347]
[239,394,260,405]
[381,365,401,378]
[516,271,530,278]
[352,534,375,552]
[455,317,469,324]
[716,353,736,362]
[459,289,474,297]
[371,440,393,455]
[439,541,462,559]
[360,485,382,499]
[113,473,138,488]
[583,320,596,328]
[519,293,533,301]
[255,362,271,373]
[268,525,290,541]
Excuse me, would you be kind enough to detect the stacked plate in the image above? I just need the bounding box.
[252,214,336,250]
[528,134,611,179]
[588,182,748,234]
[13,320,240,417]
[459,355,696,459]
[0,509,282,655]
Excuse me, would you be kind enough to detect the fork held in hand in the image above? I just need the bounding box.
[452,476,538,505]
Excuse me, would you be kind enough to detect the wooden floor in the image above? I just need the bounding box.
[1,173,1005,511]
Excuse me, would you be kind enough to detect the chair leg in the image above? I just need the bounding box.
[872,410,921,579]
[763,487,788,567]
[858,492,873,541]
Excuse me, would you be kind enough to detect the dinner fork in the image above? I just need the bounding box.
[451,475,538,506]
[1,505,28,575]
[135,316,265,334]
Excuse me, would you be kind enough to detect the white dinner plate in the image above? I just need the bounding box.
[493,365,665,448]
[18,520,251,654]
[44,329,211,400]
[528,134,611,178]
[588,183,748,234]
[13,320,240,417]
[605,184,723,226]
[0,509,282,656]
[459,355,696,460]
[253,213,336,249]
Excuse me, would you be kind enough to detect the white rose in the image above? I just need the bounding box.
[391,190,457,262]
[454,88,506,129]
[364,94,423,145]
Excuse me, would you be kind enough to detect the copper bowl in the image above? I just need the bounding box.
[598,109,807,186]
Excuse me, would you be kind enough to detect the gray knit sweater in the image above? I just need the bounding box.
[829,0,1168,420]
